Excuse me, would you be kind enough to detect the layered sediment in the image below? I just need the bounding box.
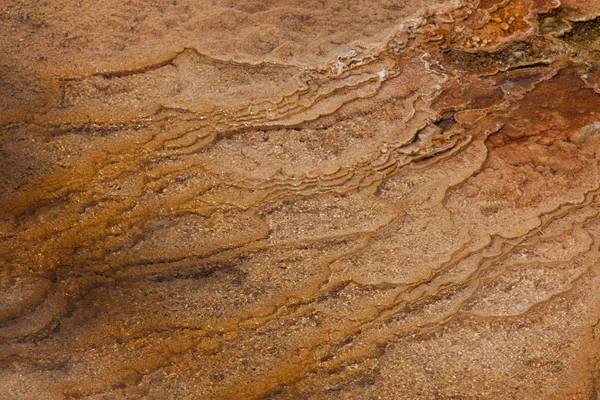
[1,0,600,398]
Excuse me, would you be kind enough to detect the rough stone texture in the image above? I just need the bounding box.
[1,0,600,399]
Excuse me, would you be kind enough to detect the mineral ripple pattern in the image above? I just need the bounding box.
[1,0,600,399]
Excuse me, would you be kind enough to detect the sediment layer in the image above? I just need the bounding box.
[1,0,600,398]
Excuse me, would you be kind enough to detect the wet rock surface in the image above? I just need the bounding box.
[1,0,600,398]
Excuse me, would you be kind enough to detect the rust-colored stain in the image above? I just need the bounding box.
[1,0,600,399]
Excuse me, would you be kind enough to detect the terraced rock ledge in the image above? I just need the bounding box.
[1,0,600,398]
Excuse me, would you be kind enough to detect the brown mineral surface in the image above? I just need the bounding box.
[1,0,600,399]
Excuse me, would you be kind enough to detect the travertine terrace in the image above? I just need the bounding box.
[1,0,600,398]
